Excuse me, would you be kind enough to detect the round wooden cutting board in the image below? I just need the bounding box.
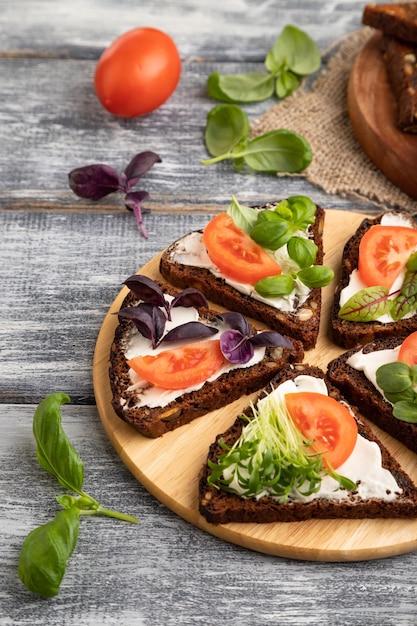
[93,209,417,562]
[348,32,417,200]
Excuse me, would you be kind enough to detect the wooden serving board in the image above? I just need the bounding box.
[93,210,417,562]
[348,32,417,200]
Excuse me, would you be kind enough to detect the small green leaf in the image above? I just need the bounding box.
[338,286,392,321]
[204,104,250,158]
[383,386,416,405]
[391,292,417,321]
[406,251,417,272]
[393,400,417,423]
[33,393,84,494]
[251,215,293,250]
[298,265,334,288]
[254,274,295,297]
[207,71,275,103]
[287,236,317,268]
[376,361,413,394]
[18,507,80,598]
[276,70,300,98]
[271,25,321,76]
[233,129,312,173]
[226,195,258,234]
[287,195,316,229]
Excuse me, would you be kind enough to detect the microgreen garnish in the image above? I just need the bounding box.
[217,311,293,364]
[207,390,355,499]
[226,196,334,296]
[201,104,312,173]
[68,151,161,238]
[376,361,417,423]
[207,25,320,103]
[18,393,138,598]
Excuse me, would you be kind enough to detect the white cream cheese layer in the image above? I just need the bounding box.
[169,225,311,313]
[122,299,266,409]
[223,375,402,503]
[339,212,417,323]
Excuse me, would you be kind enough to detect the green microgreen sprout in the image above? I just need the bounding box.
[376,361,417,423]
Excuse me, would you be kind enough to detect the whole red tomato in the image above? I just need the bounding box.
[94,27,181,118]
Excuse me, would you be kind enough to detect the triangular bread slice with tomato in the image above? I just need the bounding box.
[159,197,329,350]
[199,364,417,524]
[331,211,417,349]
[327,333,417,456]
[109,275,303,438]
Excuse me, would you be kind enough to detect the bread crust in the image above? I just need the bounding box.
[109,283,304,438]
[382,35,417,133]
[331,212,417,348]
[159,204,325,350]
[363,3,417,43]
[199,364,417,524]
[327,337,417,455]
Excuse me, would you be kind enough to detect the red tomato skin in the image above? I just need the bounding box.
[202,214,282,284]
[94,27,181,118]
[285,392,358,470]
[398,331,417,366]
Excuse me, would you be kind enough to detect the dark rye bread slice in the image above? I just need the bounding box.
[381,35,417,133]
[363,3,417,43]
[199,364,417,524]
[327,336,417,455]
[109,283,304,439]
[159,204,325,350]
[331,212,417,349]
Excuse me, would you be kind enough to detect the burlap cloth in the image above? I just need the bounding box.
[250,28,417,213]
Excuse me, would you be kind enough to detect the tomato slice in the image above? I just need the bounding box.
[285,392,358,470]
[358,224,417,289]
[398,331,417,366]
[202,213,282,284]
[127,340,225,390]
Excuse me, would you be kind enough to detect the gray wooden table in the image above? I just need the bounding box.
[2,1,417,624]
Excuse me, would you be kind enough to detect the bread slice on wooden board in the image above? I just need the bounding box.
[331,211,417,348]
[381,35,417,133]
[363,3,417,43]
[109,279,304,438]
[327,336,417,455]
[160,204,325,350]
[199,364,417,524]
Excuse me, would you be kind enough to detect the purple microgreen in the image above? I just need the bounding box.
[117,302,166,348]
[124,191,150,239]
[249,331,294,349]
[123,275,169,315]
[220,329,255,364]
[68,164,120,200]
[123,151,162,191]
[68,151,161,238]
[217,312,251,336]
[160,322,218,344]
[170,288,209,311]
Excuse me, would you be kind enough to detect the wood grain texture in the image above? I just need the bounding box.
[3,1,417,624]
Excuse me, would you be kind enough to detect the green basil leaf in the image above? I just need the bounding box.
[33,393,84,493]
[297,265,334,288]
[226,195,258,234]
[251,216,293,250]
[287,195,316,229]
[207,71,275,103]
[338,286,391,321]
[272,199,293,221]
[276,70,300,99]
[18,507,80,598]
[204,104,250,157]
[393,400,417,423]
[287,236,317,268]
[254,274,295,297]
[233,129,312,173]
[271,25,321,76]
[376,361,413,394]
[407,252,417,272]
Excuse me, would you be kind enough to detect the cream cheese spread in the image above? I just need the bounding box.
[170,225,312,314]
[122,297,266,409]
[223,375,402,503]
[339,212,417,323]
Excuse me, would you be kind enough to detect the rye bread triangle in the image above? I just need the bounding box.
[159,201,326,351]
[109,277,304,439]
[327,336,417,456]
[362,3,417,43]
[199,364,417,524]
[331,211,417,349]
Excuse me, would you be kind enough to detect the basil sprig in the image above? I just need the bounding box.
[202,104,312,174]
[208,25,321,103]
[376,362,417,423]
[18,393,138,598]
[226,196,334,297]
[339,252,417,322]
